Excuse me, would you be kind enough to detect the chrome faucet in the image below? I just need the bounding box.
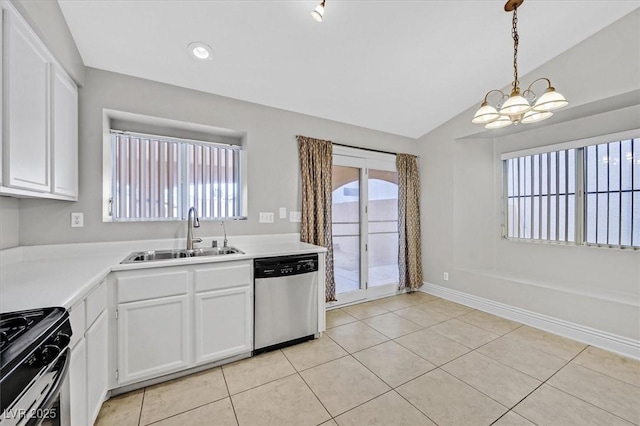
[221,221,228,248]
[187,207,202,250]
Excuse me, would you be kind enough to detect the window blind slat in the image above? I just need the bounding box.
[505,135,638,248]
[110,131,238,221]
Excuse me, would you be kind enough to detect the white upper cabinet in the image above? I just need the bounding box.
[1,1,78,200]
[52,65,78,197]
[3,4,50,192]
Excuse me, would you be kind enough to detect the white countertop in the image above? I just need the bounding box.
[0,234,325,313]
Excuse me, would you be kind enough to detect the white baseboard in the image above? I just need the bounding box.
[420,282,640,360]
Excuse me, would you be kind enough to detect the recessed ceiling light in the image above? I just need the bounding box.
[187,42,213,61]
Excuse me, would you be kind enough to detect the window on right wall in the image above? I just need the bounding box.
[502,131,639,249]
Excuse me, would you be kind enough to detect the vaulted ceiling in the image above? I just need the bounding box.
[58,0,639,138]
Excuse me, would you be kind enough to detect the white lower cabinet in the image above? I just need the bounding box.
[68,339,86,426]
[86,310,108,423]
[62,279,108,426]
[112,260,253,388]
[194,286,252,364]
[117,295,189,384]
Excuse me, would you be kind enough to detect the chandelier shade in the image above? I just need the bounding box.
[485,115,513,129]
[521,109,553,124]
[499,92,531,116]
[472,102,501,124]
[472,0,568,129]
[311,0,325,22]
[532,87,569,112]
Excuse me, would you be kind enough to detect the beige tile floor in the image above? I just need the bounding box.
[95,292,640,426]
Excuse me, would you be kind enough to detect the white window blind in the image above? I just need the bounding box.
[585,139,639,247]
[110,131,241,221]
[503,134,639,249]
[505,150,576,242]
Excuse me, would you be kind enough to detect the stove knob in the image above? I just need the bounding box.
[41,344,61,364]
[54,333,71,348]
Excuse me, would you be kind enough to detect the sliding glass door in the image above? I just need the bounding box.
[367,169,399,292]
[331,149,399,306]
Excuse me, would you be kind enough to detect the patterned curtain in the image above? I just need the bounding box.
[397,153,423,291]
[297,135,337,302]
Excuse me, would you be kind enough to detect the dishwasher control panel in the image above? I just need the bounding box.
[254,254,319,279]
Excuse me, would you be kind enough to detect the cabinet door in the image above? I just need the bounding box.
[194,286,252,365]
[118,295,189,384]
[51,65,77,198]
[69,339,87,426]
[3,7,50,191]
[86,310,108,425]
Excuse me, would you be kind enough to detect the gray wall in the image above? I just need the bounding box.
[17,67,417,246]
[419,10,640,341]
[0,197,19,249]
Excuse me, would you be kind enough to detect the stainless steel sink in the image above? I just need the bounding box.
[121,246,244,264]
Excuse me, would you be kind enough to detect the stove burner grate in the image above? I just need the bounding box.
[0,311,41,352]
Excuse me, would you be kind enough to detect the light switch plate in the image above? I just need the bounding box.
[289,211,302,222]
[279,207,287,219]
[259,212,274,223]
[71,212,84,228]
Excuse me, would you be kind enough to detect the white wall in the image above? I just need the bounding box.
[17,68,417,246]
[419,10,640,341]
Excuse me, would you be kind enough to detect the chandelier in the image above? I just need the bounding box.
[472,0,568,129]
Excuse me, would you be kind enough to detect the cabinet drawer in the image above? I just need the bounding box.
[194,262,251,293]
[86,280,106,328]
[118,270,188,303]
[69,301,85,348]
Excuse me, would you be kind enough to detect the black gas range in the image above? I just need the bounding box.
[0,308,72,426]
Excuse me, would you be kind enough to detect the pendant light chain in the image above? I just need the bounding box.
[511,7,519,93]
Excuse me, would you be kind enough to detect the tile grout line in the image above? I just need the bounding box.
[344,341,441,426]
[137,369,237,425]
[220,367,241,426]
[302,310,438,425]
[537,346,639,425]
[102,295,636,426]
[381,324,535,423]
[137,388,145,426]
[280,349,337,425]
[328,311,460,424]
[422,325,577,422]
[543,382,637,425]
[493,345,593,425]
[568,358,640,389]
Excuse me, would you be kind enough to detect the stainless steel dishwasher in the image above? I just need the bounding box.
[254,253,318,354]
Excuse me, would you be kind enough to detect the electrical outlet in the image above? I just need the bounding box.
[289,211,302,222]
[443,272,449,281]
[259,212,274,223]
[71,212,84,228]
[279,207,287,219]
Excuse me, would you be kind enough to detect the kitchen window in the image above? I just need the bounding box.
[108,131,242,221]
[502,130,639,249]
